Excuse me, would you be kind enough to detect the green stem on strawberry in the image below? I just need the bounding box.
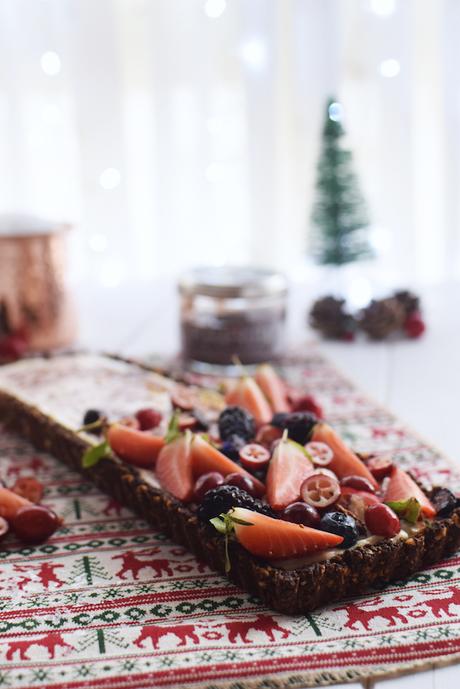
[164,410,182,444]
[385,497,421,523]
[210,509,254,573]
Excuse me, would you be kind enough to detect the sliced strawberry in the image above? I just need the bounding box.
[155,432,194,502]
[0,486,32,521]
[254,364,290,413]
[225,376,272,425]
[383,467,436,518]
[192,435,265,496]
[231,507,343,559]
[311,423,378,490]
[107,424,164,468]
[265,436,314,510]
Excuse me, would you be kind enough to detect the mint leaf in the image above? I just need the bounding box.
[165,411,181,444]
[209,511,254,574]
[386,497,421,524]
[82,440,110,469]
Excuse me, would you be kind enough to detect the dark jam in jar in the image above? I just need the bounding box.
[179,267,287,367]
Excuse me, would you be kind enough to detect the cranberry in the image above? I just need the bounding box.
[239,444,270,470]
[291,395,323,418]
[305,441,333,466]
[300,473,341,509]
[280,502,320,528]
[404,312,426,339]
[171,386,198,411]
[193,472,224,502]
[12,477,43,504]
[340,475,376,493]
[365,503,400,538]
[367,456,394,481]
[10,505,61,544]
[136,408,162,431]
[224,472,259,497]
[0,516,9,541]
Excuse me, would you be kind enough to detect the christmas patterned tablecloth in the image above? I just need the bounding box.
[1,354,460,689]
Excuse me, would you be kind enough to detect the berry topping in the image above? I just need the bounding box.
[0,516,9,541]
[239,444,270,470]
[340,475,376,493]
[319,511,359,548]
[227,507,343,560]
[193,472,224,502]
[218,406,256,443]
[265,434,314,510]
[404,311,426,339]
[11,477,44,504]
[254,364,290,413]
[280,502,320,528]
[367,455,394,481]
[383,467,435,518]
[197,485,274,522]
[107,424,164,468]
[135,408,162,431]
[271,412,317,445]
[10,505,61,544]
[225,377,273,425]
[430,487,457,518]
[156,432,194,502]
[365,503,401,538]
[305,441,333,466]
[82,409,105,434]
[291,394,324,418]
[339,486,381,521]
[311,423,378,489]
[300,473,341,509]
[224,472,260,498]
[171,386,200,411]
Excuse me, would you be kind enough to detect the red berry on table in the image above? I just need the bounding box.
[305,441,333,466]
[224,472,259,498]
[404,311,426,339]
[0,333,28,361]
[340,475,376,493]
[280,501,320,528]
[239,443,271,470]
[291,395,324,418]
[136,408,162,431]
[10,505,61,544]
[367,455,394,481]
[365,503,401,538]
[300,473,341,509]
[193,472,224,502]
[12,477,44,504]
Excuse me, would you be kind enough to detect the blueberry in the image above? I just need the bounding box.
[82,409,105,435]
[220,435,245,462]
[319,511,359,548]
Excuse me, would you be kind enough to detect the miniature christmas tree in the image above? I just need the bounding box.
[310,98,373,265]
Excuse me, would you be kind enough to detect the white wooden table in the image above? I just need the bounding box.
[75,276,460,689]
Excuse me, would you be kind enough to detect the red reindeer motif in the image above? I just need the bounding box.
[13,563,65,591]
[7,456,46,477]
[112,549,173,579]
[333,596,409,631]
[214,615,290,644]
[134,623,200,650]
[3,632,74,660]
[102,497,123,516]
[419,586,460,618]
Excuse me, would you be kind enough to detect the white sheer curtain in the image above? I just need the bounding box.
[0,0,459,287]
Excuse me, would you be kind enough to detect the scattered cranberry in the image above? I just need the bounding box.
[365,503,400,538]
[239,444,270,471]
[280,502,320,528]
[194,472,224,501]
[171,386,198,411]
[224,472,259,498]
[305,441,333,466]
[12,477,43,504]
[291,395,324,418]
[300,473,341,509]
[136,408,162,431]
[367,455,394,481]
[0,333,28,361]
[340,475,376,493]
[255,425,283,448]
[10,505,61,544]
[404,311,426,339]
[0,516,9,541]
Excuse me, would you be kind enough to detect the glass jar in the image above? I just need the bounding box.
[178,266,288,369]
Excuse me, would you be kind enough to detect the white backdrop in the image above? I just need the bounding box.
[0,0,459,288]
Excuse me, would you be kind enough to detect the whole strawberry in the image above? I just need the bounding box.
[404,311,426,339]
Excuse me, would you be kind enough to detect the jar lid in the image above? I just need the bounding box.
[178,266,288,299]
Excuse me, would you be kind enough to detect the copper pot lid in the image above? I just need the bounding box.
[0,214,70,239]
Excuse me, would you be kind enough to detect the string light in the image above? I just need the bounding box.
[99,168,121,190]
[369,0,396,17]
[379,58,400,78]
[40,51,61,76]
[328,102,343,122]
[239,38,267,72]
[204,0,226,18]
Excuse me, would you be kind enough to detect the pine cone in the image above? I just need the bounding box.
[393,290,420,317]
[309,296,355,339]
[360,298,406,340]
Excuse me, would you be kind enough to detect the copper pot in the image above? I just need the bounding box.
[0,217,77,351]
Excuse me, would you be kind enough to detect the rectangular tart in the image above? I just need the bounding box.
[1,353,459,615]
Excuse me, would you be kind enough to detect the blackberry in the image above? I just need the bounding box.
[197,485,275,522]
[82,409,105,435]
[218,406,255,443]
[271,412,317,445]
[431,487,457,518]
